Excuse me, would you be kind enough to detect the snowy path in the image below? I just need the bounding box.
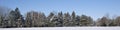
[0,27,120,30]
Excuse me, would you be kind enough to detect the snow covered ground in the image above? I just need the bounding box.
[0,27,120,30]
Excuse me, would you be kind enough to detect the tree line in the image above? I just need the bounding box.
[0,7,120,28]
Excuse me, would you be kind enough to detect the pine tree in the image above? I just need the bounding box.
[80,15,93,26]
[47,12,55,21]
[75,15,80,26]
[57,12,63,27]
[47,12,55,27]
[0,16,3,27]
[71,11,76,26]
[63,12,71,26]
[71,11,76,20]
[9,10,16,27]
[15,8,24,27]
[6,8,24,27]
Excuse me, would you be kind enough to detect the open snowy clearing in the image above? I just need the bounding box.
[0,27,120,30]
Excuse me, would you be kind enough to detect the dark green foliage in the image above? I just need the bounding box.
[2,7,24,28]
[0,7,120,28]
[63,12,71,26]
[79,15,93,26]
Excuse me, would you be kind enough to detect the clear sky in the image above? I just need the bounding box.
[0,0,120,20]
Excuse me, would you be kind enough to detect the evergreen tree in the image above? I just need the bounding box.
[80,15,93,26]
[71,11,76,26]
[47,12,55,27]
[9,10,16,27]
[0,16,3,27]
[75,15,80,26]
[57,12,63,27]
[15,8,24,27]
[63,12,71,26]
[6,8,24,27]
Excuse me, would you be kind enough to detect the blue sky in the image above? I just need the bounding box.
[0,0,120,20]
